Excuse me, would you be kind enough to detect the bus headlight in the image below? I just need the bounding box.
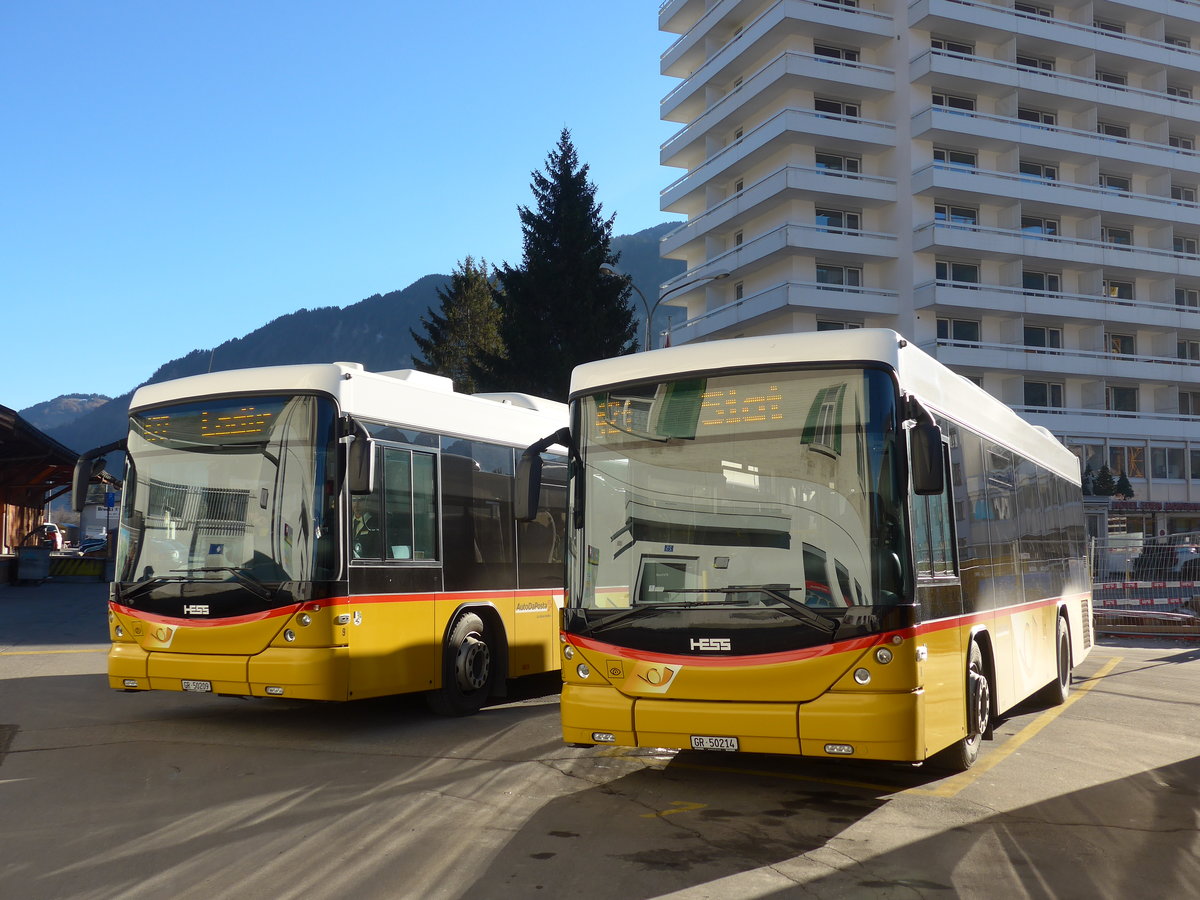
[297,613,311,627]
[853,668,871,685]
[114,625,124,638]
[576,663,591,679]
[875,647,893,665]
[284,629,297,642]
[563,645,575,660]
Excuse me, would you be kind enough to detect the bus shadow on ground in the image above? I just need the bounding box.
[461,752,1200,899]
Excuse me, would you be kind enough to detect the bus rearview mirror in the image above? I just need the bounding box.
[911,421,944,495]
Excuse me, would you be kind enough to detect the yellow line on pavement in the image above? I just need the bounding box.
[906,655,1124,798]
[0,648,107,656]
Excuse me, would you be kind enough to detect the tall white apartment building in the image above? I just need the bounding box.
[658,0,1200,535]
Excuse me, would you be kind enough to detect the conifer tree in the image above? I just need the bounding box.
[410,256,504,394]
[482,128,638,399]
[1113,472,1135,500]
[1093,464,1117,497]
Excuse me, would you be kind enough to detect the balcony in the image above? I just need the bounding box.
[670,279,900,343]
[912,49,1200,123]
[915,280,1200,329]
[925,338,1200,383]
[912,106,1200,174]
[909,0,1200,71]
[662,107,895,211]
[1010,405,1200,443]
[662,0,893,80]
[912,163,1200,228]
[661,164,897,256]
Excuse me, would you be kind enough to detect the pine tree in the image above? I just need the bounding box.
[1113,472,1135,500]
[483,128,638,399]
[1093,464,1117,497]
[410,256,504,394]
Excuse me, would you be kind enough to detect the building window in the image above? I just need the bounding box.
[1178,340,1200,361]
[815,152,861,174]
[733,178,744,193]
[734,281,744,301]
[814,44,860,63]
[1175,235,1199,255]
[1111,445,1144,477]
[1023,271,1061,294]
[1176,287,1200,308]
[1017,54,1055,71]
[933,147,976,167]
[1100,173,1131,193]
[1172,185,1197,204]
[1166,35,1191,49]
[1151,448,1185,480]
[935,203,978,225]
[1096,70,1127,88]
[937,318,981,343]
[815,209,861,232]
[1024,325,1063,350]
[1015,2,1052,17]
[1020,160,1057,180]
[936,260,980,284]
[1021,215,1059,237]
[1107,387,1138,414]
[816,321,862,331]
[1106,332,1135,355]
[815,97,860,118]
[1103,226,1132,246]
[1170,134,1194,151]
[931,37,974,55]
[1093,19,1125,34]
[1019,107,1057,126]
[1181,391,1200,415]
[1097,121,1129,139]
[733,230,743,246]
[1103,279,1134,301]
[1025,382,1064,409]
[815,263,862,287]
[1167,86,1193,99]
[932,92,976,111]
[733,127,744,141]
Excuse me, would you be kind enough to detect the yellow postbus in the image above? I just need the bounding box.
[519,330,1092,768]
[73,363,567,715]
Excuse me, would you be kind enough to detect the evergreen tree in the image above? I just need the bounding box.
[483,128,638,399]
[410,257,504,394]
[1093,464,1117,497]
[1113,472,1135,500]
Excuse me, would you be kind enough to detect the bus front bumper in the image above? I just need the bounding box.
[108,643,350,701]
[562,684,925,762]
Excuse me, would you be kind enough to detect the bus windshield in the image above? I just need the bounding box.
[116,394,339,597]
[571,367,904,645]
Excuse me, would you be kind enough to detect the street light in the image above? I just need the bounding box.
[600,265,729,351]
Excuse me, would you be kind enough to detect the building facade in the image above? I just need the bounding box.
[658,0,1200,535]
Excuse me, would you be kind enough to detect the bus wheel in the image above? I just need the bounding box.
[935,641,990,772]
[1037,615,1071,707]
[427,612,493,717]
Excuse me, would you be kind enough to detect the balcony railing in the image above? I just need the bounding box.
[916,105,1200,161]
[917,220,1200,264]
[918,48,1200,112]
[926,337,1200,375]
[914,0,1200,63]
[924,279,1200,318]
[915,162,1200,213]
[662,163,897,245]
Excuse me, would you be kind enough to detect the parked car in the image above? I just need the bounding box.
[33,523,64,551]
[1131,543,1200,580]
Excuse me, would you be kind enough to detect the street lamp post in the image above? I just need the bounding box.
[600,265,729,351]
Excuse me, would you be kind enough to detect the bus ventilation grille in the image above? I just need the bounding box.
[1081,597,1094,648]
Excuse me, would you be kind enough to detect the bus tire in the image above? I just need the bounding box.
[934,640,991,772]
[1037,615,1071,707]
[427,611,494,717]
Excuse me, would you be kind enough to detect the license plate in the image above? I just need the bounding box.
[181,680,212,693]
[690,735,739,752]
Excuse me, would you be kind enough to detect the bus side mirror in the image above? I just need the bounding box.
[71,457,103,512]
[515,451,542,522]
[911,421,944,496]
[347,421,375,495]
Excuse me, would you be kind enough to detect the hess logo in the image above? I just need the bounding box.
[182,604,210,616]
[690,637,731,651]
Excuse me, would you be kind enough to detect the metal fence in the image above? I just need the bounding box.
[1092,530,1200,637]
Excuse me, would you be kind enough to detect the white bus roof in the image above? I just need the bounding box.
[130,363,567,450]
[569,330,1080,484]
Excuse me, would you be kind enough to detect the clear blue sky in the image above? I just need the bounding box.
[2,1,679,412]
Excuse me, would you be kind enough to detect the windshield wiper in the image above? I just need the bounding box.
[117,575,183,605]
[585,599,748,635]
[170,566,276,601]
[642,586,838,636]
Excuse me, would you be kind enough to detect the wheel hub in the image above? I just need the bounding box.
[455,633,490,692]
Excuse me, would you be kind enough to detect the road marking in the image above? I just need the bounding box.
[0,648,107,656]
[906,655,1124,798]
